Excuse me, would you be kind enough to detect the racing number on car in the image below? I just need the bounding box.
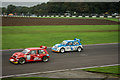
[26,55,31,60]
[66,46,69,49]
[66,46,71,51]
[66,46,70,49]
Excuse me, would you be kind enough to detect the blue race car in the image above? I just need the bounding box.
[52,38,83,53]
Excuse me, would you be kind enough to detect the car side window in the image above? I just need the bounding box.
[73,42,79,45]
[38,50,46,54]
[29,50,36,54]
[67,42,73,45]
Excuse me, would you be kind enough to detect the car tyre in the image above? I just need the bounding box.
[42,56,49,62]
[77,47,82,52]
[60,48,65,53]
[18,58,26,64]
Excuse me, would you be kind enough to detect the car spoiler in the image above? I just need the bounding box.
[74,38,81,41]
[40,45,47,49]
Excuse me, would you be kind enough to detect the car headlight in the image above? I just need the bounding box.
[10,59,14,61]
[53,46,58,49]
[55,46,58,49]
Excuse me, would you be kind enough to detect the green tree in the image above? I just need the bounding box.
[7,4,16,14]
[15,6,22,15]
[2,7,7,15]
[20,7,29,16]
[4,2,120,16]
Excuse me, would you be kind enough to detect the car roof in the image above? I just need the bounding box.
[64,40,77,42]
[26,47,43,50]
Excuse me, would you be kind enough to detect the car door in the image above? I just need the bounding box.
[36,49,46,61]
[66,42,73,51]
[72,41,80,51]
[26,50,37,61]
[32,50,43,61]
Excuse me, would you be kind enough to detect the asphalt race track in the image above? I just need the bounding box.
[2,43,118,77]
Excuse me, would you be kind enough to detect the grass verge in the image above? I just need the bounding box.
[9,16,119,22]
[39,17,119,22]
[43,17,119,22]
[2,25,119,49]
[82,65,120,77]
[35,17,119,22]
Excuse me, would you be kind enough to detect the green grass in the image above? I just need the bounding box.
[12,16,119,22]
[44,17,119,22]
[104,18,119,22]
[36,17,119,22]
[2,25,119,49]
[82,65,120,77]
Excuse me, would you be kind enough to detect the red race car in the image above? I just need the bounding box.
[9,46,49,64]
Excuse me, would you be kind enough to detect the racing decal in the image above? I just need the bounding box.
[66,46,71,51]
[34,57,41,61]
[38,58,41,60]
[71,47,73,50]
[46,54,49,56]
[72,46,78,50]
[66,46,70,49]
[74,46,78,50]
[26,55,31,60]
[37,54,40,56]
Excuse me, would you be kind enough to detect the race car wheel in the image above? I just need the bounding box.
[77,47,82,52]
[18,58,26,64]
[42,56,49,62]
[60,48,65,53]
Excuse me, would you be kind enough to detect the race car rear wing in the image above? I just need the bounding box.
[74,38,81,41]
[40,45,47,49]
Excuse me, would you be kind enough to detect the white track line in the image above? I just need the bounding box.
[2,64,120,78]
[84,43,118,46]
[0,43,118,51]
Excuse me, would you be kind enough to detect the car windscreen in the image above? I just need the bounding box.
[61,41,67,45]
[22,49,30,54]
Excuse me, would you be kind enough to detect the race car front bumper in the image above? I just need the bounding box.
[9,57,18,64]
[52,48,60,52]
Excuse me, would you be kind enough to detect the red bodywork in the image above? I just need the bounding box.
[9,46,49,64]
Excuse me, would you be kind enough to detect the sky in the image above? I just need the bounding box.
[1,0,49,7]
[1,0,120,7]
[2,2,47,7]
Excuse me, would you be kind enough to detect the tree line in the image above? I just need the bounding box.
[2,2,120,16]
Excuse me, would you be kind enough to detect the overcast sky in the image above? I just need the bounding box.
[2,2,48,7]
[1,0,120,7]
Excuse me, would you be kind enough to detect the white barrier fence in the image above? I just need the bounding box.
[1,15,120,18]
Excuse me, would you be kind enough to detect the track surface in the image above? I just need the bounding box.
[2,17,119,26]
[2,44,118,76]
